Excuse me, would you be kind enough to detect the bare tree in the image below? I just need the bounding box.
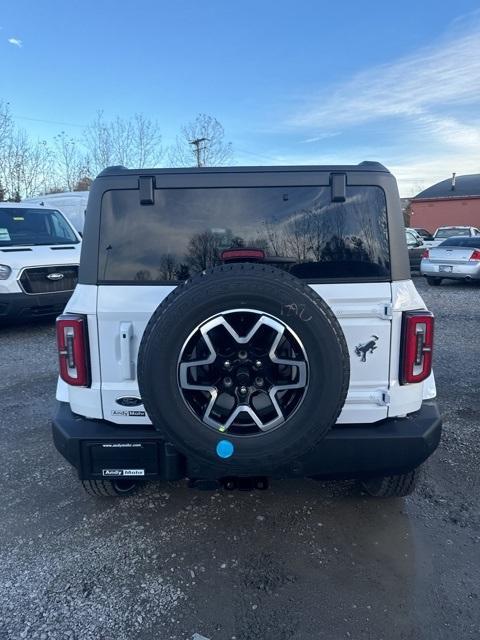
[53,131,91,191]
[0,101,13,151]
[159,253,177,280]
[186,230,222,272]
[0,128,53,199]
[84,111,164,175]
[0,101,13,200]
[169,113,233,167]
[0,105,166,199]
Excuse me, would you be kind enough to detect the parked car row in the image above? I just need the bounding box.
[406,225,480,284]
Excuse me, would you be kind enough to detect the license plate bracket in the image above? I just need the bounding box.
[439,265,453,273]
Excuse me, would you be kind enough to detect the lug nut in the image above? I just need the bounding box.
[255,377,264,387]
[223,360,232,370]
[223,376,233,388]
[255,360,262,369]
[239,385,248,395]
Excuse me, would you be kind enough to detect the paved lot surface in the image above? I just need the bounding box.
[1,277,479,640]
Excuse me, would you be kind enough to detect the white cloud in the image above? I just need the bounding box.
[290,25,480,129]
[8,37,22,47]
[234,145,479,197]
[300,132,340,144]
[284,15,480,196]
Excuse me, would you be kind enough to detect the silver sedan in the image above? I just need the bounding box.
[420,236,480,285]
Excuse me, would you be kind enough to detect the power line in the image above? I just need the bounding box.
[235,147,279,163]
[16,115,86,128]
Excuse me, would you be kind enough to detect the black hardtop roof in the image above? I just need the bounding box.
[97,161,390,178]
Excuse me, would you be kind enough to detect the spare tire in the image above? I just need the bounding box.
[138,264,349,475]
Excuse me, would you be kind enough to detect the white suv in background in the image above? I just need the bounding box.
[52,163,441,499]
[0,203,81,322]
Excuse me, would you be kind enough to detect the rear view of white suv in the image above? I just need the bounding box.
[52,163,441,499]
[0,203,81,322]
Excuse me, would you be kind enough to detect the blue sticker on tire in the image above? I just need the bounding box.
[216,440,234,459]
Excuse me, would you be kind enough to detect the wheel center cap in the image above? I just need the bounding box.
[236,366,250,385]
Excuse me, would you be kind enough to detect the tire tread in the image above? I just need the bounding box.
[81,479,138,497]
[362,468,420,497]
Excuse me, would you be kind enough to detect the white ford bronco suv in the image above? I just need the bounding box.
[0,203,81,322]
[52,163,441,497]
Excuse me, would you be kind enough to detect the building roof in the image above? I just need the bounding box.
[414,174,480,200]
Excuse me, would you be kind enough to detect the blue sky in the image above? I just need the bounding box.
[1,0,480,195]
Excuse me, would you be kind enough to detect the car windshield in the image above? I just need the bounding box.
[435,228,468,239]
[0,208,79,246]
[438,237,480,248]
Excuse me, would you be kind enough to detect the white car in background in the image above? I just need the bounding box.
[421,236,480,285]
[0,203,81,322]
[429,226,480,248]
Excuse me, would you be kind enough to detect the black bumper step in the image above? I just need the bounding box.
[52,401,442,482]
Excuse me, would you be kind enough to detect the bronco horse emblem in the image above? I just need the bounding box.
[355,335,379,362]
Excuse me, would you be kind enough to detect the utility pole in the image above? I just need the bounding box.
[189,137,209,167]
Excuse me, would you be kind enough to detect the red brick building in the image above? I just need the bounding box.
[410,173,480,233]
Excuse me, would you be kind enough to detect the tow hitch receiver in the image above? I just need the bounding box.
[188,477,269,491]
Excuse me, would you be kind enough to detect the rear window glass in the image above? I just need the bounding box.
[439,237,480,247]
[98,186,390,283]
[0,208,78,246]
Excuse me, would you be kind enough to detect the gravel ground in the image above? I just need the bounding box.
[0,276,479,640]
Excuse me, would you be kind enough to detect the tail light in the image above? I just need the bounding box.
[469,249,480,261]
[421,249,429,259]
[221,248,265,262]
[400,311,434,384]
[56,314,91,386]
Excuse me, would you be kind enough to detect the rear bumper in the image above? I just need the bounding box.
[421,260,480,280]
[52,401,442,481]
[0,291,72,321]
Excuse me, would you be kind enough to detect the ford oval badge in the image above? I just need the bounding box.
[46,272,65,281]
[115,396,143,407]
